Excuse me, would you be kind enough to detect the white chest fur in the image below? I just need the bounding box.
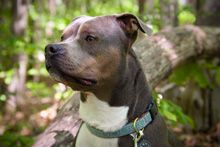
[76,93,129,147]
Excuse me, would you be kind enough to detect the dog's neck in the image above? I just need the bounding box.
[109,50,153,121]
[79,50,153,132]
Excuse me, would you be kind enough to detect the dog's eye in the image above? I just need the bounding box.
[85,35,96,42]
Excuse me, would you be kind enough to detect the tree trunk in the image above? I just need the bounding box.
[6,0,28,112]
[160,0,178,27]
[11,0,28,35]
[196,0,220,26]
[138,0,146,18]
[33,25,220,147]
[48,0,56,16]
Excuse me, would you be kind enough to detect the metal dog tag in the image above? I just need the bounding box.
[137,138,150,147]
[131,130,150,147]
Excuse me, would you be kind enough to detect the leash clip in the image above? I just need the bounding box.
[130,118,145,147]
[130,130,144,147]
[130,129,144,140]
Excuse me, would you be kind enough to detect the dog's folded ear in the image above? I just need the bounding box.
[116,13,152,36]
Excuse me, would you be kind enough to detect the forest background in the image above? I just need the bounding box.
[0,0,220,146]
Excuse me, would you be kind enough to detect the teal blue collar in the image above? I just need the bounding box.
[86,102,154,138]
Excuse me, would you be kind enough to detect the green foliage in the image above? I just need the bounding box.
[26,82,53,98]
[216,67,220,85]
[0,70,14,85]
[178,4,196,25]
[169,61,212,88]
[159,98,194,127]
[53,85,74,101]
[200,60,220,86]
[167,59,220,127]
[0,94,6,102]
[169,59,220,87]
[0,132,34,147]
[153,92,194,127]
[85,0,138,15]
[178,10,196,25]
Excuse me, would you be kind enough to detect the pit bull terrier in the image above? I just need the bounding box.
[45,13,181,147]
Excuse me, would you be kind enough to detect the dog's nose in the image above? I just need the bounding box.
[45,44,64,55]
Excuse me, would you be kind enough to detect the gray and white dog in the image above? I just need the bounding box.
[45,13,182,147]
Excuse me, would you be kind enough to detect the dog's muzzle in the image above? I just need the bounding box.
[44,44,97,87]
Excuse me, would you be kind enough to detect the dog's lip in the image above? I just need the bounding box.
[46,64,97,86]
[74,76,97,86]
[61,71,97,86]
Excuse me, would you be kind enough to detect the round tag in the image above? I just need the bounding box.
[137,138,151,147]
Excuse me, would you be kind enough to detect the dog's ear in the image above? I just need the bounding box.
[116,13,152,36]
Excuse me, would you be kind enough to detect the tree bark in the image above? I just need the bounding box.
[33,25,220,147]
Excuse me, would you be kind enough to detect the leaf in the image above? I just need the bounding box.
[0,132,34,147]
[158,96,194,127]
[169,61,211,88]
[191,63,211,88]
[169,62,192,85]
[215,67,220,85]
[178,10,196,25]
[162,109,177,122]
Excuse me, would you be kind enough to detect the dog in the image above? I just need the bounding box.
[45,13,182,147]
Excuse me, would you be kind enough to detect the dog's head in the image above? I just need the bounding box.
[45,13,151,91]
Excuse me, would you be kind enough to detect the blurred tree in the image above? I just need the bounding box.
[48,0,57,16]
[11,0,28,35]
[160,0,178,27]
[194,0,220,26]
[6,0,28,112]
[138,0,146,17]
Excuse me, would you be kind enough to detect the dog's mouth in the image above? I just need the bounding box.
[46,64,97,87]
[70,75,97,86]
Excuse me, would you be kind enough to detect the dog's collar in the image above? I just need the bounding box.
[86,101,154,138]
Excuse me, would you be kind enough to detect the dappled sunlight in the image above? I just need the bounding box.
[30,103,59,128]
